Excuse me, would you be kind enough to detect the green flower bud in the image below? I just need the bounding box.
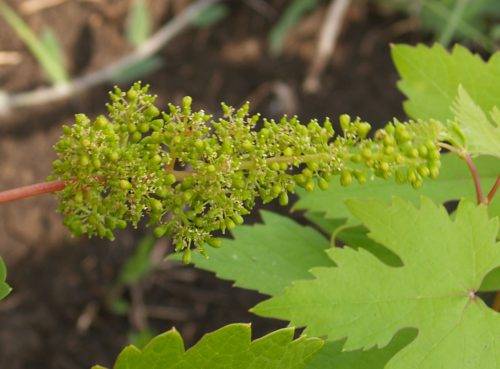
[139,122,150,133]
[80,155,90,166]
[279,192,289,206]
[156,187,169,198]
[145,106,160,118]
[165,173,176,185]
[208,238,222,248]
[428,149,440,160]
[380,162,390,172]
[354,171,366,184]
[383,135,395,146]
[361,148,372,159]
[305,180,315,192]
[75,114,90,125]
[74,191,83,203]
[302,168,313,178]
[183,191,193,201]
[340,170,352,187]
[429,165,440,179]
[407,168,418,183]
[120,179,132,190]
[318,178,329,190]
[411,178,423,189]
[259,128,270,138]
[272,184,282,196]
[127,123,137,132]
[182,248,191,265]
[153,224,168,238]
[131,131,142,142]
[339,114,351,132]
[182,96,193,109]
[108,151,120,161]
[407,148,419,158]
[418,145,428,158]
[242,140,253,151]
[233,214,244,225]
[126,89,138,101]
[351,154,362,163]
[395,126,411,142]
[384,146,395,155]
[116,220,127,229]
[270,162,280,171]
[194,139,204,149]
[356,122,371,138]
[395,169,406,184]
[225,218,236,230]
[233,177,245,189]
[417,165,430,177]
[150,198,163,212]
[307,161,319,171]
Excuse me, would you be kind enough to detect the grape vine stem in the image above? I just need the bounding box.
[438,142,486,204]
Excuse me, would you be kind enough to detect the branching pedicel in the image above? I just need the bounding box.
[51,82,442,262]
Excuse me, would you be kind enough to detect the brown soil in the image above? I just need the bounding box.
[0,1,425,368]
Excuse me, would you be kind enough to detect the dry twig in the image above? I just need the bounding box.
[0,0,220,117]
[303,0,350,93]
[20,0,102,14]
[0,51,22,66]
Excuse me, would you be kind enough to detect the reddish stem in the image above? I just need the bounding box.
[486,176,500,204]
[0,180,66,204]
[463,154,486,204]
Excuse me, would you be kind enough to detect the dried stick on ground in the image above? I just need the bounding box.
[303,0,350,93]
[0,0,219,117]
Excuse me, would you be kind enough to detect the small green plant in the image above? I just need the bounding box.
[0,43,498,368]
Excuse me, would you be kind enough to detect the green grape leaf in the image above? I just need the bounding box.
[392,43,500,121]
[304,212,402,267]
[254,198,500,369]
[173,211,334,296]
[126,0,153,47]
[448,86,500,158]
[93,324,322,369]
[294,153,499,224]
[306,329,417,369]
[0,257,11,301]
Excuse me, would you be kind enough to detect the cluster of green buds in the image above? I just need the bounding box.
[52,82,443,262]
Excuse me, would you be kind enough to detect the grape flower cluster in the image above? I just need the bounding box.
[52,82,443,262]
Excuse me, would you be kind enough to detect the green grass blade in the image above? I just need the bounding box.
[0,1,68,84]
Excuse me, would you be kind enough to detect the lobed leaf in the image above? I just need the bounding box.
[93,324,322,369]
[174,211,334,296]
[392,43,500,122]
[254,198,500,369]
[449,86,500,158]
